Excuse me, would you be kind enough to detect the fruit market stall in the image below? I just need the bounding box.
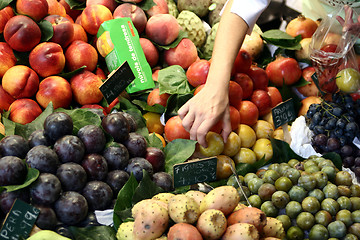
[1,0,360,239]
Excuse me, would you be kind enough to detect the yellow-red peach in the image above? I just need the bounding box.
[16,0,48,22]
[46,0,66,16]
[80,5,113,35]
[0,6,15,34]
[71,23,88,43]
[8,99,42,125]
[145,14,179,45]
[36,76,72,109]
[95,67,107,80]
[70,70,104,105]
[2,65,39,99]
[122,0,143,3]
[86,0,118,12]
[164,38,198,69]
[0,42,16,78]
[59,0,82,21]
[65,40,98,72]
[146,0,169,17]
[0,85,15,112]
[4,15,41,52]
[113,3,147,34]
[29,42,65,78]
[44,14,74,48]
[139,38,159,68]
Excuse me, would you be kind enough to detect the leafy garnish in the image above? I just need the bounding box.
[0,166,39,193]
[147,133,164,150]
[137,0,156,11]
[59,66,86,80]
[0,0,12,10]
[164,94,193,122]
[38,20,53,42]
[132,99,165,114]
[164,139,197,175]
[158,65,192,95]
[69,225,116,240]
[64,0,86,10]
[153,30,188,50]
[261,30,302,50]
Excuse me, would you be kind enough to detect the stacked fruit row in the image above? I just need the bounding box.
[0,110,170,231]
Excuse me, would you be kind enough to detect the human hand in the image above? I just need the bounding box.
[336,5,360,34]
[178,85,232,148]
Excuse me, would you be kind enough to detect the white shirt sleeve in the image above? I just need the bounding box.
[221,0,271,34]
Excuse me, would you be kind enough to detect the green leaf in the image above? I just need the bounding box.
[59,66,86,80]
[14,103,54,139]
[164,139,197,175]
[113,173,138,230]
[132,99,165,114]
[56,108,102,135]
[293,76,311,88]
[147,133,164,150]
[261,30,302,50]
[311,72,327,96]
[322,152,342,171]
[137,0,156,11]
[64,0,86,9]
[2,167,39,192]
[118,96,139,111]
[154,30,188,50]
[69,225,116,240]
[123,109,149,138]
[158,65,192,95]
[132,170,164,203]
[235,163,257,176]
[2,117,16,136]
[38,20,53,42]
[0,0,12,10]
[270,138,304,164]
[164,94,193,122]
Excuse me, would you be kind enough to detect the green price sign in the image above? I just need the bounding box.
[173,157,217,188]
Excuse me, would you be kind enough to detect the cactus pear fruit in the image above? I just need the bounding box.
[233,203,248,212]
[133,201,169,240]
[200,185,240,215]
[167,222,203,240]
[185,190,206,206]
[222,222,260,240]
[262,217,286,239]
[116,221,135,240]
[196,209,227,239]
[227,207,267,232]
[152,192,175,204]
[132,199,168,217]
[168,194,200,224]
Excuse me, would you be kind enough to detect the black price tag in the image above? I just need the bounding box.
[272,98,296,129]
[100,61,135,104]
[0,199,40,240]
[173,157,218,188]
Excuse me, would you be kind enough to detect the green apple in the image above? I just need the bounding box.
[335,68,360,93]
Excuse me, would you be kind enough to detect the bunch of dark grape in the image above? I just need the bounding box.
[306,92,360,174]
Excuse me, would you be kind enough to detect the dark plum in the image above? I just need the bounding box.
[54,191,88,225]
[34,205,58,230]
[327,137,340,152]
[123,132,147,158]
[106,170,129,196]
[122,112,137,132]
[312,134,328,147]
[0,135,30,158]
[82,181,113,210]
[343,156,355,168]
[152,172,174,191]
[26,145,60,174]
[125,157,153,181]
[30,173,62,206]
[340,145,353,157]
[101,112,129,143]
[102,143,129,170]
[77,125,106,154]
[76,212,100,227]
[81,153,108,181]
[56,163,87,192]
[0,189,29,214]
[0,156,27,186]
[54,135,85,163]
[145,147,165,172]
[28,129,52,148]
[44,112,73,143]
[355,157,360,167]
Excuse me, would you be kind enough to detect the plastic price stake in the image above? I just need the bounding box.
[100,61,135,104]
[0,199,40,240]
[173,157,217,188]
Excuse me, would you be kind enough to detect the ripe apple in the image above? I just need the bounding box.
[238,100,259,126]
[228,80,243,109]
[231,49,252,75]
[186,60,210,88]
[336,68,360,93]
[296,66,319,97]
[246,65,268,91]
[233,73,253,99]
[266,57,302,87]
[164,115,190,142]
[267,86,282,108]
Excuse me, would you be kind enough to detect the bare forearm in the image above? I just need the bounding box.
[206,0,249,90]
